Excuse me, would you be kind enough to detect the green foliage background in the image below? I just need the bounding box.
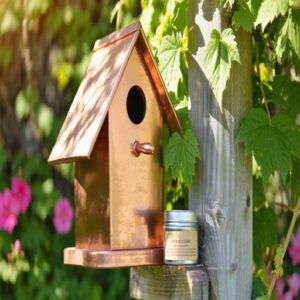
[0,0,300,299]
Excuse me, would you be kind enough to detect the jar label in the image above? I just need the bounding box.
[164,231,198,261]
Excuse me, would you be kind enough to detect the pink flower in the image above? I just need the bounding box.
[53,197,73,234]
[14,239,21,257]
[0,189,19,233]
[11,177,31,213]
[283,291,294,300]
[275,277,285,299]
[275,278,294,300]
[288,227,300,265]
[288,273,300,298]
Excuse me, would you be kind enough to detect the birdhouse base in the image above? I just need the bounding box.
[63,247,163,268]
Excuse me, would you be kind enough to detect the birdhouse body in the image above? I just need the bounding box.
[48,22,181,268]
[109,47,163,250]
[75,47,164,252]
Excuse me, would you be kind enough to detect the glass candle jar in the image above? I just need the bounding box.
[164,210,198,265]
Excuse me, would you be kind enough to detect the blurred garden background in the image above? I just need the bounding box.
[0,1,134,299]
[0,0,300,299]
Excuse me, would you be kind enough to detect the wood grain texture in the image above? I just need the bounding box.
[188,0,253,299]
[130,265,209,300]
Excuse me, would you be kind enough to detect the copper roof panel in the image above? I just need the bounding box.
[48,22,182,164]
[48,31,138,163]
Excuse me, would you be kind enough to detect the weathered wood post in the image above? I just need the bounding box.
[188,0,253,299]
[130,0,252,299]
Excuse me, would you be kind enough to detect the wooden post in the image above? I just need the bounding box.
[130,265,209,299]
[130,1,252,299]
[188,0,252,299]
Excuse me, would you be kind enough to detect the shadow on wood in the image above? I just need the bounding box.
[130,265,209,299]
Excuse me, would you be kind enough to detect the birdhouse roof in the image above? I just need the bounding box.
[48,22,182,164]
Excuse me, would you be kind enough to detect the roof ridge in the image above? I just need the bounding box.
[93,22,141,52]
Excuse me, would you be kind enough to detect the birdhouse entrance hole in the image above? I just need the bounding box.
[127,86,146,124]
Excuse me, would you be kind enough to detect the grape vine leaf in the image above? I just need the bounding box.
[252,272,268,300]
[253,176,265,208]
[157,32,184,94]
[164,129,200,190]
[232,0,261,32]
[253,208,278,268]
[291,50,300,76]
[237,108,300,183]
[255,0,289,31]
[286,9,300,59]
[139,0,162,36]
[276,9,300,61]
[166,0,187,31]
[275,21,289,61]
[270,75,300,120]
[203,28,240,110]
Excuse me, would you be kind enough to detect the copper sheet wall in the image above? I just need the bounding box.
[109,46,163,250]
[74,118,110,250]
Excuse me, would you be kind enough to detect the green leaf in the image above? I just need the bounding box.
[164,129,200,190]
[21,219,49,251]
[232,0,261,32]
[252,270,268,300]
[166,0,187,31]
[253,176,265,208]
[286,9,300,59]
[140,0,162,36]
[37,104,54,137]
[254,295,267,300]
[139,2,154,35]
[276,9,300,61]
[27,0,51,20]
[275,20,289,61]
[157,32,184,94]
[52,61,74,91]
[141,0,148,9]
[237,108,300,182]
[253,208,277,267]
[203,28,240,110]
[15,90,30,121]
[274,244,284,277]
[0,260,18,283]
[0,8,20,34]
[110,1,121,23]
[291,50,300,76]
[182,26,188,51]
[123,0,138,11]
[255,0,289,30]
[15,87,38,121]
[270,75,300,121]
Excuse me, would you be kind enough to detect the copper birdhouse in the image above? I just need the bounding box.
[48,22,182,268]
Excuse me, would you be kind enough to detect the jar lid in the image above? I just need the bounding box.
[164,210,198,223]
